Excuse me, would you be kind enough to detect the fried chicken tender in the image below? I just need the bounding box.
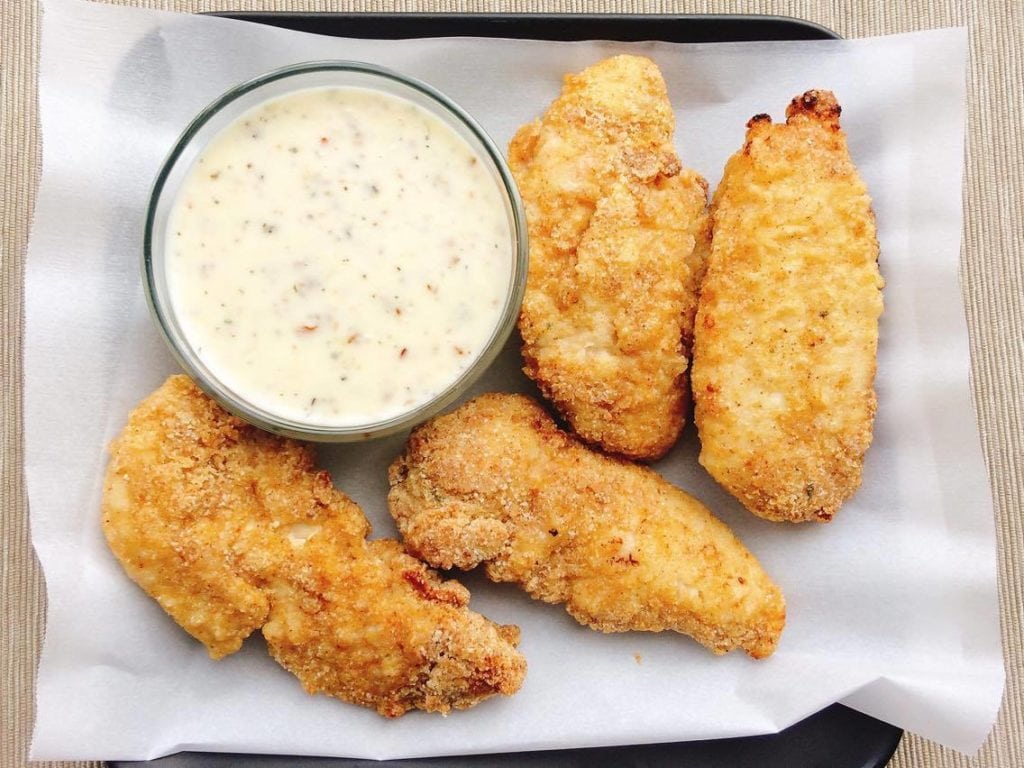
[101,375,525,717]
[509,54,710,461]
[388,393,785,659]
[692,91,884,523]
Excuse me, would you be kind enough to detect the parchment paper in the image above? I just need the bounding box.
[26,0,1001,760]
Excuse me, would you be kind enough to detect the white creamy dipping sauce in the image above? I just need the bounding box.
[166,86,513,427]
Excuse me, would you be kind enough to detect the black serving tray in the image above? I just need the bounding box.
[113,12,901,768]
[207,12,837,42]
[113,703,901,768]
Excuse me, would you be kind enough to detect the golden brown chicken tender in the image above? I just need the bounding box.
[101,375,525,717]
[388,393,785,659]
[692,91,884,523]
[509,54,710,461]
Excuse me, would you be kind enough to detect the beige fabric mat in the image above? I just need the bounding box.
[3,0,1021,766]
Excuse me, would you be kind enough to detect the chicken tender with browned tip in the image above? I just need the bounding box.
[101,375,525,717]
[509,54,710,461]
[388,393,785,659]
[692,90,884,523]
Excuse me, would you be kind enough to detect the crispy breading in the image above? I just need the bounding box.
[692,90,884,523]
[101,375,525,717]
[387,393,785,659]
[509,54,710,461]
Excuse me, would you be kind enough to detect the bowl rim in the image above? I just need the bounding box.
[143,60,528,441]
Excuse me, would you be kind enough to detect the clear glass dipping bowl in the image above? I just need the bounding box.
[144,61,528,442]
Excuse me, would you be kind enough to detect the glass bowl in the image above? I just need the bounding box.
[144,61,528,442]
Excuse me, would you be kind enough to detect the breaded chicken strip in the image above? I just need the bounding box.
[101,375,525,717]
[388,394,785,659]
[509,55,710,461]
[692,91,884,523]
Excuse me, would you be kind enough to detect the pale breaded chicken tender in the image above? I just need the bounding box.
[509,55,710,461]
[388,394,785,659]
[692,91,884,523]
[101,375,525,717]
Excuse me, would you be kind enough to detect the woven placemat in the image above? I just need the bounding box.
[3,1,1021,766]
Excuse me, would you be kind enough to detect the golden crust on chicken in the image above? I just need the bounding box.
[101,375,525,717]
[509,54,710,461]
[692,90,884,523]
[388,393,785,659]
